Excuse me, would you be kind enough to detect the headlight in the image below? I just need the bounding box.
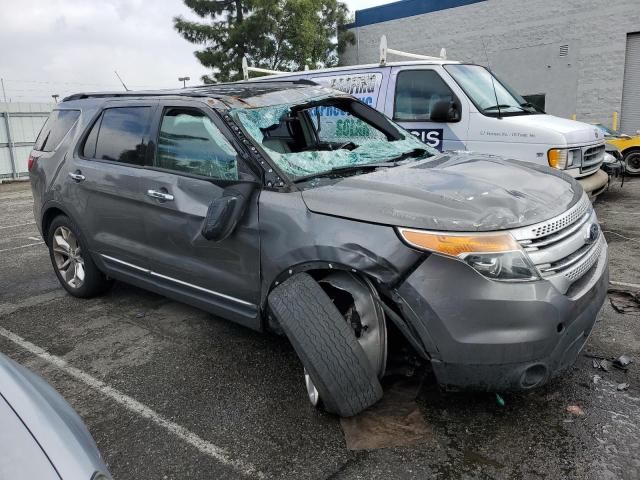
[548,148,581,169]
[398,228,540,281]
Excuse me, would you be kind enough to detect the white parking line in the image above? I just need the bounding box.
[0,326,264,479]
[0,222,36,230]
[0,242,44,253]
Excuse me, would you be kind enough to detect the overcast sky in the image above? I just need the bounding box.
[0,0,389,103]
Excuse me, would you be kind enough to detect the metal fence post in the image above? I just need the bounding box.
[2,111,18,179]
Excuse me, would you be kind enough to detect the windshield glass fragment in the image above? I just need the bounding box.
[231,99,433,181]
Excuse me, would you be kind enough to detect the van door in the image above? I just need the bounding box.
[385,66,469,152]
[66,101,157,270]
[135,101,261,329]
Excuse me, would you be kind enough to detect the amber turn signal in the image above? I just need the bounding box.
[398,228,520,257]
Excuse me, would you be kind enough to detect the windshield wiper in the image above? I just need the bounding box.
[386,148,428,163]
[520,102,544,113]
[483,104,524,112]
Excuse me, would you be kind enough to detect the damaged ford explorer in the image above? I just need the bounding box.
[29,82,609,417]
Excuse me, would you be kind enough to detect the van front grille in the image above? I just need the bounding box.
[582,144,605,172]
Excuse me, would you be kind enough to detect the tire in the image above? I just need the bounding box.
[47,215,112,298]
[268,272,383,417]
[624,149,640,175]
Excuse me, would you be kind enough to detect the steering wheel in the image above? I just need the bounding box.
[335,141,358,151]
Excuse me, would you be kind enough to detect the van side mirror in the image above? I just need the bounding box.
[201,182,257,242]
[430,100,459,123]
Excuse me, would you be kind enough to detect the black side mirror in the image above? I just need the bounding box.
[201,182,257,242]
[430,100,459,123]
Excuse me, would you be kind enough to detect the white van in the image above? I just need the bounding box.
[246,39,609,197]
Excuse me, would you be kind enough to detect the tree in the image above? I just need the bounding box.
[174,0,355,82]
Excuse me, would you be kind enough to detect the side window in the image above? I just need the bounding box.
[91,107,151,165]
[34,110,80,152]
[156,108,238,181]
[394,70,457,122]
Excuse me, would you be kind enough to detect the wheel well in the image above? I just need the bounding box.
[41,207,66,245]
[622,146,640,157]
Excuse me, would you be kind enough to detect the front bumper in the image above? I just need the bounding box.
[394,241,609,391]
[576,169,609,198]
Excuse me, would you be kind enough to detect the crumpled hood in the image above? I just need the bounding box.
[301,152,582,232]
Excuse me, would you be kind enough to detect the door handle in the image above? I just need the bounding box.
[147,189,174,201]
[68,171,85,182]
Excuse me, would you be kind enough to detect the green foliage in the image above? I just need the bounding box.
[174,0,355,82]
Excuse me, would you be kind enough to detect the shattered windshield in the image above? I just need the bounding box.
[231,98,434,181]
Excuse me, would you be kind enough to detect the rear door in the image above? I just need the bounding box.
[66,100,156,269]
[135,101,261,328]
[385,66,469,152]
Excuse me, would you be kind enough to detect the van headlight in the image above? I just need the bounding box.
[548,148,581,169]
[397,228,540,281]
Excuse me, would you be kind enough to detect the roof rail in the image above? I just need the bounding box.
[379,35,447,66]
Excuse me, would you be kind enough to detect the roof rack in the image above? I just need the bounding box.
[379,35,447,65]
[241,35,448,80]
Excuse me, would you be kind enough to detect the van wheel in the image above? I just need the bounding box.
[624,150,640,175]
[268,273,384,417]
[47,215,112,298]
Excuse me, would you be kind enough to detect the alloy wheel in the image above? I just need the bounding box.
[52,226,85,289]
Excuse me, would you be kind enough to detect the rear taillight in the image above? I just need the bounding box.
[27,155,37,171]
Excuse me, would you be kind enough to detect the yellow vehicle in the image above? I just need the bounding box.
[595,124,640,174]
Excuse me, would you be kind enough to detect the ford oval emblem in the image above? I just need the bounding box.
[585,223,599,244]
[594,128,600,139]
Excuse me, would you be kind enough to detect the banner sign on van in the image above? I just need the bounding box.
[408,129,444,151]
[311,73,382,107]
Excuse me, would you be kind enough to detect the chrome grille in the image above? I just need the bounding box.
[511,193,606,294]
[582,144,605,172]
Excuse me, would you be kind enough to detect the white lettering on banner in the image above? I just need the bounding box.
[311,73,382,107]
[409,129,444,151]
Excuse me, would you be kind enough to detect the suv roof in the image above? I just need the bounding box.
[61,80,326,109]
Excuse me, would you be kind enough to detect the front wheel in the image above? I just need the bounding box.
[624,150,640,175]
[268,273,384,417]
[47,215,112,298]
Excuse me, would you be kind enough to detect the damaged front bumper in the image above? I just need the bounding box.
[394,243,609,391]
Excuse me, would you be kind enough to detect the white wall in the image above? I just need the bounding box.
[342,0,640,126]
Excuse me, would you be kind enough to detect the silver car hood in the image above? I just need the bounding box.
[0,353,110,479]
[301,152,581,231]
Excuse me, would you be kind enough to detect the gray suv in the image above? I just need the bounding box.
[29,82,608,417]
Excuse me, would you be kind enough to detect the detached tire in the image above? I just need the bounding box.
[47,215,112,298]
[269,273,383,417]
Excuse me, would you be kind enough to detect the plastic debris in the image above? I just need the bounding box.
[617,383,630,391]
[593,375,601,384]
[608,288,640,314]
[495,393,505,407]
[566,405,585,416]
[613,355,633,370]
[593,359,612,372]
[135,312,145,318]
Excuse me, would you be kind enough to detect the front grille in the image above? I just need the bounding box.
[582,144,605,172]
[511,194,605,294]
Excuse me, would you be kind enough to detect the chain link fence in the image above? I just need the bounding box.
[0,102,53,180]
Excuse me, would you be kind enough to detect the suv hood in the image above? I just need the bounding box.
[300,152,582,232]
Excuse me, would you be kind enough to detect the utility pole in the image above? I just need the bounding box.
[0,78,18,179]
[178,76,190,88]
[52,94,59,103]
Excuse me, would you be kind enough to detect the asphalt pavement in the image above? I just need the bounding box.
[0,179,639,480]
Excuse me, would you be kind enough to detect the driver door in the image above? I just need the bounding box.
[137,101,261,329]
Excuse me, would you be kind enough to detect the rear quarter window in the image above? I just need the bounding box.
[82,107,151,165]
[33,110,80,152]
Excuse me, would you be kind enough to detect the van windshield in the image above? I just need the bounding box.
[444,64,539,117]
[231,98,434,182]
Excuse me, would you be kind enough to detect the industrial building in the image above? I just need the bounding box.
[342,0,640,133]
